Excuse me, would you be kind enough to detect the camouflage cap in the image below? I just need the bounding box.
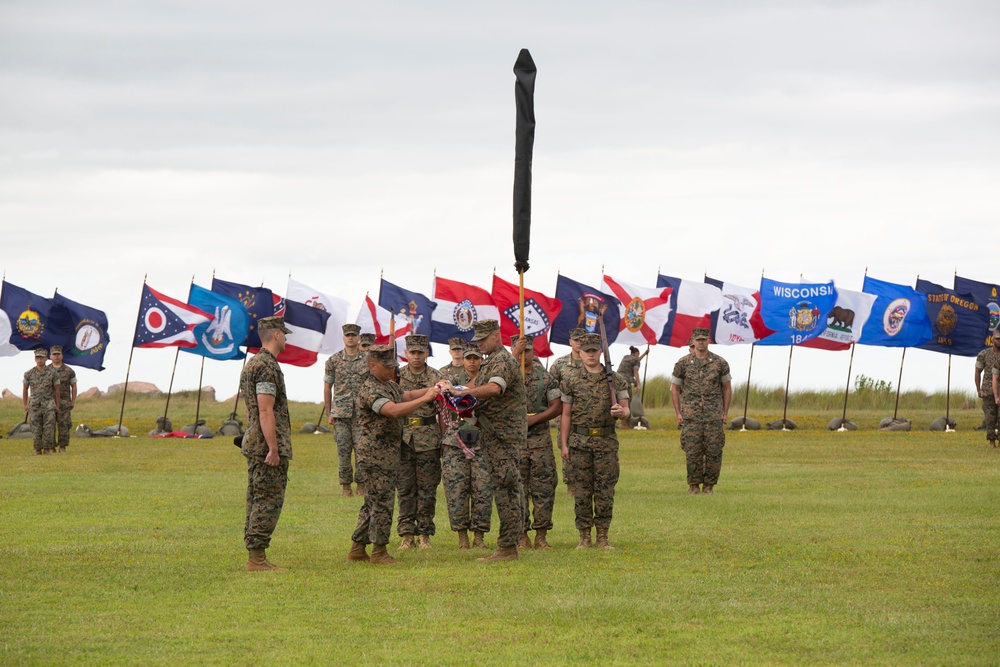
[510,333,535,344]
[342,323,361,335]
[359,333,376,345]
[463,344,483,359]
[470,319,500,341]
[692,327,710,341]
[405,334,429,351]
[448,337,466,350]
[368,344,398,367]
[258,316,292,334]
[50,345,63,354]
[34,348,48,358]
[569,327,587,340]
[579,333,601,351]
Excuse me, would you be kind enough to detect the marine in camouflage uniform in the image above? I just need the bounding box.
[974,336,1000,445]
[438,337,468,384]
[515,334,562,550]
[49,345,77,452]
[323,323,369,495]
[23,348,60,454]
[670,327,732,495]
[443,319,526,562]
[396,334,444,548]
[348,345,440,565]
[559,333,630,549]
[240,317,293,571]
[358,332,376,351]
[550,328,585,491]
[439,344,492,549]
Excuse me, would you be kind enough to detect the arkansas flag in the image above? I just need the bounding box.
[704,277,774,345]
[800,286,876,351]
[133,283,212,349]
[431,276,499,344]
[601,275,673,346]
[286,278,350,355]
[656,274,724,347]
[358,294,410,361]
[491,274,562,357]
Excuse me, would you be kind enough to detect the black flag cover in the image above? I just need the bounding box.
[512,48,536,274]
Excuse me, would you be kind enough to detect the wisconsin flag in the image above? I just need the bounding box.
[180,284,249,360]
[704,277,773,345]
[550,274,620,346]
[431,276,499,344]
[358,294,410,361]
[656,274,724,347]
[858,276,932,348]
[800,287,876,351]
[916,279,989,357]
[287,278,350,355]
[492,274,562,357]
[132,283,213,349]
[756,277,837,346]
[602,275,672,346]
[52,291,110,370]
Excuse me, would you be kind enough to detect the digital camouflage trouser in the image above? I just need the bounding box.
[29,406,56,452]
[334,419,363,485]
[244,456,289,550]
[982,397,999,442]
[680,420,726,486]
[352,463,397,546]
[441,445,492,533]
[518,443,557,532]
[396,443,441,536]
[483,444,524,549]
[565,434,619,531]
[56,408,72,447]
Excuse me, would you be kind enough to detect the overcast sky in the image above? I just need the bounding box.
[1,0,998,408]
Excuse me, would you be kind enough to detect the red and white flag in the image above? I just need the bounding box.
[358,294,410,361]
[286,278,350,355]
[431,276,499,342]
[656,275,724,347]
[601,275,673,346]
[491,274,562,357]
[800,286,876,351]
[247,292,330,367]
[704,277,773,345]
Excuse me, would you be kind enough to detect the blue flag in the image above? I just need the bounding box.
[954,275,1000,345]
[549,274,620,346]
[916,279,990,357]
[756,278,838,346]
[379,279,438,340]
[211,277,274,349]
[0,280,74,352]
[858,276,932,348]
[53,291,110,370]
[180,284,249,360]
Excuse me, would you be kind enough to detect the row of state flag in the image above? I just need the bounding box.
[2,271,998,372]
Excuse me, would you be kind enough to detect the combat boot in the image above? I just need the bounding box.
[688,484,701,495]
[58,446,66,453]
[533,529,552,550]
[457,530,470,550]
[246,548,277,572]
[596,526,614,550]
[472,532,487,549]
[355,482,366,496]
[346,541,370,562]
[340,483,353,497]
[476,546,519,562]
[417,535,432,549]
[370,545,397,565]
[576,528,592,549]
[42,449,52,455]
[262,551,286,571]
[517,533,531,549]
[399,535,415,550]
[702,484,714,495]
[34,450,42,456]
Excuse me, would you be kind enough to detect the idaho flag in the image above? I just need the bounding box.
[550,274,620,346]
[916,279,990,357]
[0,280,74,351]
[211,277,274,349]
[756,278,838,346]
[180,284,249,360]
[954,275,1000,345]
[53,291,110,370]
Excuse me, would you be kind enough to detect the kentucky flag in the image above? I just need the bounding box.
[0,280,74,351]
[916,279,990,357]
[133,283,213,349]
[858,276,932,348]
[756,278,838,346]
[180,284,249,360]
[52,291,110,370]
[211,277,274,349]
[550,274,620,346]
[954,275,1000,345]
[380,279,437,340]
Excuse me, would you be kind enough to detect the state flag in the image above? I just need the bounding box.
[550,274,620,346]
[0,310,20,356]
[799,286,876,351]
[704,277,773,345]
[954,275,1000,345]
[180,284,249,360]
[431,276,499,344]
[287,278,350,355]
[132,283,213,349]
[379,279,436,346]
[602,275,672,347]
[858,277,933,348]
[491,274,562,357]
[211,278,274,349]
[52,291,110,370]
[756,277,838,346]
[656,274,724,347]
[0,280,75,352]
[916,279,990,357]
[271,298,330,367]
[358,294,410,361]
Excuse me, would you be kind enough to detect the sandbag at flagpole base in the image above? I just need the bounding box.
[729,416,761,431]
[929,416,957,432]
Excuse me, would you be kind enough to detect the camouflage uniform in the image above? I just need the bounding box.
[521,362,560,532]
[617,352,641,401]
[975,346,1000,443]
[50,363,76,448]
[324,348,369,485]
[396,362,443,537]
[560,366,628,532]
[352,374,405,546]
[24,365,59,452]
[671,351,732,487]
[550,353,582,488]
[474,344,526,549]
[240,347,292,551]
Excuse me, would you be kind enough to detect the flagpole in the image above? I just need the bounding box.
[193,356,206,434]
[639,344,651,405]
[519,269,526,376]
[230,355,247,421]
[116,275,147,437]
[837,343,857,431]
[740,343,755,431]
[945,354,955,432]
[161,348,180,431]
[892,348,906,420]
[781,345,794,431]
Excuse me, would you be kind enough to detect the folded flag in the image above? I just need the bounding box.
[491,274,562,357]
[132,283,212,349]
[656,274,724,347]
[287,278,350,355]
[435,384,478,417]
[549,274,620,345]
[52,291,110,370]
[431,276,499,344]
[180,284,249,360]
[602,274,672,346]
[916,279,990,357]
[858,276,932,348]
[756,277,838,346]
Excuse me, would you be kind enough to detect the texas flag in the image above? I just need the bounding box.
[704,277,774,345]
[491,274,562,357]
[601,275,673,346]
[431,276,499,344]
[286,278,350,355]
[656,274,725,347]
[358,294,410,361]
[132,283,213,349]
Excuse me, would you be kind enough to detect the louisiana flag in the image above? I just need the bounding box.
[53,291,110,370]
[180,284,249,360]
[0,280,75,351]
[211,278,274,349]
[916,279,989,357]
[492,274,562,357]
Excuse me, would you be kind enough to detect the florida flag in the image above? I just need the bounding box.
[656,274,724,347]
[133,283,213,349]
[491,274,562,357]
[431,276,499,344]
[358,294,410,361]
[601,275,673,346]
[286,278,350,355]
[704,277,774,345]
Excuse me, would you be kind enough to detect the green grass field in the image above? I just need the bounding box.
[1,396,998,665]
